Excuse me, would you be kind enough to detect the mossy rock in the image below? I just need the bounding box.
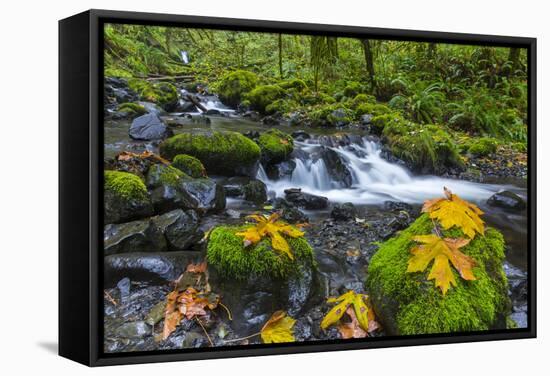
[257,129,294,165]
[117,102,147,116]
[104,170,153,224]
[265,99,299,115]
[278,78,308,92]
[355,102,392,118]
[245,85,286,114]
[128,79,178,111]
[159,131,261,177]
[370,113,402,135]
[468,137,498,157]
[216,70,258,107]
[343,82,365,98]
[171,154,207,178]
[207,225,314,280]
[310,104,354,127]
[366,214,510,335]
[349,93,377,109]
[383,120,464,174]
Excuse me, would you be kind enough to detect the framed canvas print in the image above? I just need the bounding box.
[59,9,536,366]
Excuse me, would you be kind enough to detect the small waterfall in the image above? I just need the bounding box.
[257,136,513,205]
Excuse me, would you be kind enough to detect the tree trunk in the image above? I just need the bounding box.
[278,34,283,79]
[508,47,521,72]
[361,39,377,94]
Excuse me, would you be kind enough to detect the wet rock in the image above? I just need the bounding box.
[180,179,226,214]
[261,115,280,126]
[117,277,131,303]
[221,176,252,198]
[173,99,196,113]
[115,321,150,339]
[104,179,154,225]
[487,191,526,211]
[104,219,166,256]
[284,188,328,210]
[383,201,413,213]
[320,147,353,187]
[152,209,203,251]
[273,198,309,224]
[104,251,201,287]
[138,101,165,116]
[266,160,296,180]
[291,130,311,141]
[242,179,267,204]
[242,110,260,121]
[129,113,173,141]
[330,202,357,221]
[360,114,373,125]
[205,109,223,116]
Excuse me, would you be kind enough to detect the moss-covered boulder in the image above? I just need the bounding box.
[160,131,261,177]
[117,102,147,117]
[278,78,308,92]
[146,164,225,214]
[265,99,299,115]
[207,225,314,280]
[171,154,207,178]
[206,225,317,332]
[310,104,354,127]
[245,85,286,113]
[104,170,153,224]
[216,70,258,107]
[366,214,510,335]
[257,129,294,165]
[381,116,464,174]
[128,79,178,111]
[343,81,365,98]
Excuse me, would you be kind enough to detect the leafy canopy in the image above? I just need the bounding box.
[422,187,485,239]
[236,213,305,260]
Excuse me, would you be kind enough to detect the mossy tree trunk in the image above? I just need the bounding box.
[361,39,377,95]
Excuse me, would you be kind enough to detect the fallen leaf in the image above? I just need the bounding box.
[407,234,476,294]
[236,213,305,260]
[260,311,296,343]
[186,261,207,273]
[321,290,375,334]
[422,187,484,239]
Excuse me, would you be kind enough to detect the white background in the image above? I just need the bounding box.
[0,0,547,374]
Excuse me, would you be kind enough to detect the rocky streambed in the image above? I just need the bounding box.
[102,77,528,353]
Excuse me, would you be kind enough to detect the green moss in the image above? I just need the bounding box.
[366,214,510,335]
[343,81,365,98]
[216,70,258,107]
[265,99,299,115]
[257,129,294,164]
[278,78,308,91]
[468,137,498,156]
[355,102,392,118]
[146,164,189,188]
[172,154,207,178]
[127,79,178,110]
[206,225,314,280]
[104,170,149,202]
[370,113,403,135]
[117,102,147,116]
[382,120,464,173]
[245,85,286,113]
[159,131,261,176]
[349,93,377,109]
[310,104,354,127]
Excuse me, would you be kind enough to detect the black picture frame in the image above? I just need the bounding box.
[59,9,537,367]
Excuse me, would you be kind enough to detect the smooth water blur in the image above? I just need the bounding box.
[258,138,520,206]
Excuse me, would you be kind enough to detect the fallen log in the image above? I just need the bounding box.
[183,94,207,112]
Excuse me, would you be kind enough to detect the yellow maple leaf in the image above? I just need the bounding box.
[235,213,304,260]
[422,187,484,239]
[321,290,373,333]
[260,311,296,343]
[407,234,476,295]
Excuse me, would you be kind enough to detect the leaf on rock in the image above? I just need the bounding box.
[186,261,207,274]
[236,212,305,260]
[260,311,296,343]
[321,290,377,336]
[422,187,484,239]
[407,234,476,295]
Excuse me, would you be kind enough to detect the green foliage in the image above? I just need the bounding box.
[245,85,286,113]
[257,129,294,164]
[171,154,207,178]
[159,131,261,176]
[342,81,365,98]
[366,214,510,335]
[104,170,149,202]
[309,104,354,127]
[215,70,258,107]
[206,225,314,280]
[467,137,498,156]
[278,78,308,91]
[265,99,299,115]
[389,81,444,124]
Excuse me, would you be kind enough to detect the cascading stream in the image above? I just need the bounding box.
[257,137,518,205]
